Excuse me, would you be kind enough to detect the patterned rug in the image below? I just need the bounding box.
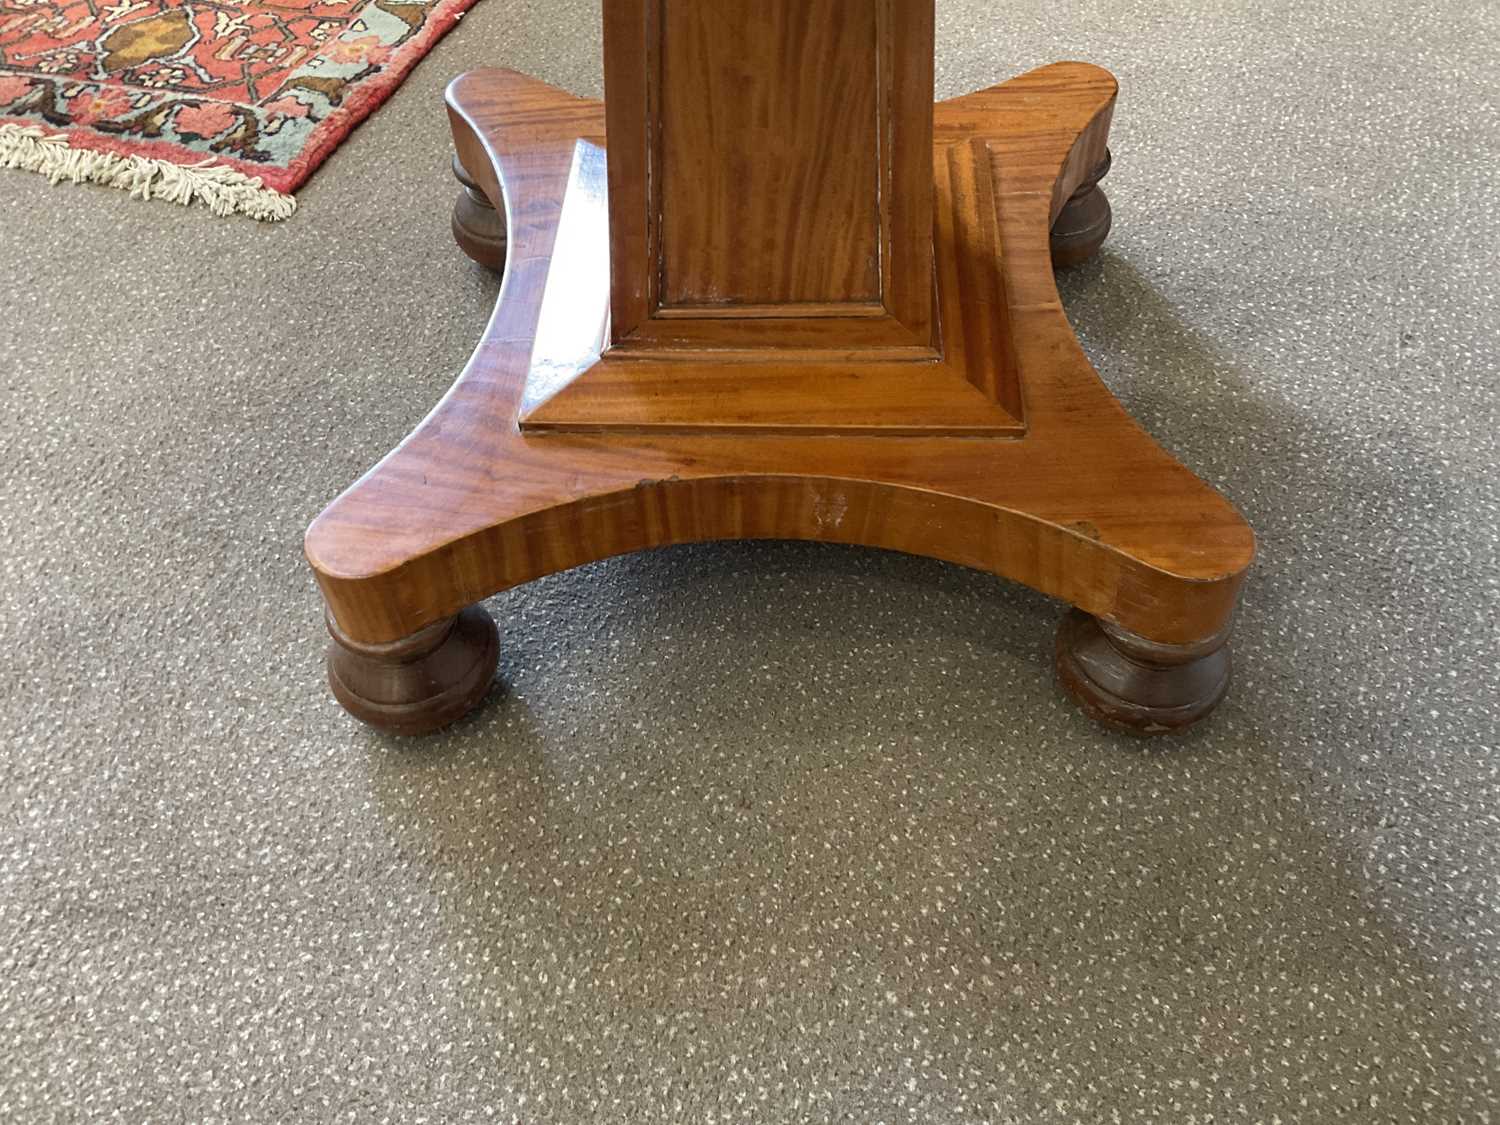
[0,0,479,219]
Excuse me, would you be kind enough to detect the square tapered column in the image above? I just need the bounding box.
[518,0,1032,436]
[603,0,936,353]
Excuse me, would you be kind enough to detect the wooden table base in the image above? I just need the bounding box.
[305,62,1253,738]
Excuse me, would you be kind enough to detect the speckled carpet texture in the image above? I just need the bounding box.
[2,0,1497,1120]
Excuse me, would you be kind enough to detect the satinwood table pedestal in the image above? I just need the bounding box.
[305,2,1253,737]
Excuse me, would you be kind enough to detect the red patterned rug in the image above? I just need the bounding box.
[0,0,480,219]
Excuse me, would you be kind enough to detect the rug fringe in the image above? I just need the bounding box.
[0,123,296,221]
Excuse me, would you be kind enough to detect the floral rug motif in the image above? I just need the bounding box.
[0,0,480,218]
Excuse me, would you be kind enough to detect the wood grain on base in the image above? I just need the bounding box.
[308,63,1252,656]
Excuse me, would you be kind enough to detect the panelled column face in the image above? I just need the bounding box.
[657,0,882,309]
[603,0,936,353]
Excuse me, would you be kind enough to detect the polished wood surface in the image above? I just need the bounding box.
[313,4,1253,735]
[603,0,934,350]
[658,0,882,306]
[314,61,1250,642]
[513,133,1025,436]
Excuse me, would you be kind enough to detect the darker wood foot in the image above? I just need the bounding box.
[1050,150,1112,268]
[1054,608,1231,735]
[326,605,499,736]
[450,154,508,271]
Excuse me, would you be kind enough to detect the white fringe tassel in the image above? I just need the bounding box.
[0,122,296,221]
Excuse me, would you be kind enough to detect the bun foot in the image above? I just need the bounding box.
[450,154,508,271]
[326,606,499,736]
[1055,608,1231,735]
[1050,150,1112,268]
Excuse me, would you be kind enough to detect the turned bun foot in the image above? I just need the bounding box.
[1055,608,1231,735]
[326,605,500,736]
[450,154,508,271]
[1050,150,1112,268]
